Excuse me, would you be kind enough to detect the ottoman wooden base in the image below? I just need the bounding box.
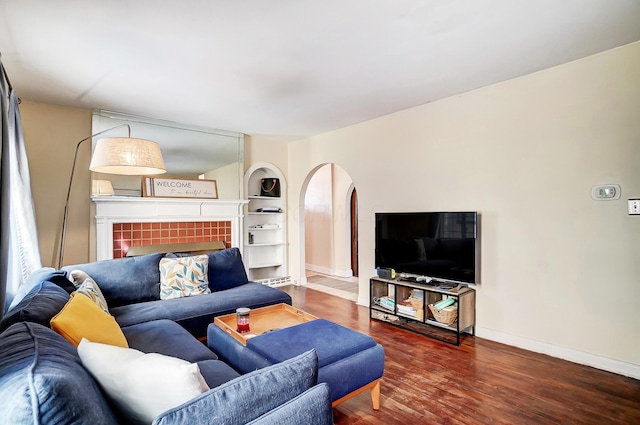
[333,379,381,410]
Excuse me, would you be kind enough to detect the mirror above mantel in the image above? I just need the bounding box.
[91,110,244,199]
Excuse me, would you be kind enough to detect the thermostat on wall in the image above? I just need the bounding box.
[591,184,621,200]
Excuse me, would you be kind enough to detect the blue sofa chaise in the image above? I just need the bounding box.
[0,248,333,424]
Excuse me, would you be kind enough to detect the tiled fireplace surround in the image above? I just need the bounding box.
[112,221,232,259]
[93,197,248,261]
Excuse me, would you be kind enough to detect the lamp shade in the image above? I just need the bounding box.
[89,137,166,175]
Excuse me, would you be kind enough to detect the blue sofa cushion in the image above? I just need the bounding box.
[196,359,242,389]
[112,283,292,338]
[0,281,70,333]
[0,322,119,425]
[166,248,248,291]
[61,248,250,307]
[62,252,165,307]
[122,319,219,363]
[246,383,333,425]
[153,349,319,425]
[5,267,73,312]
[206,247,249,291]
[247,319,377,367]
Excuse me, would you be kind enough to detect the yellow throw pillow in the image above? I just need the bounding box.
[50,292,128,348]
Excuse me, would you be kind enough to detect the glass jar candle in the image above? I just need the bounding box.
[236,308,250,333]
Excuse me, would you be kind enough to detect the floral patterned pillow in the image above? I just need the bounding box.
[159,255,210,300]
[70,270,110,314]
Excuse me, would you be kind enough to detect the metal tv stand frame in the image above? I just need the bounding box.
[369,276,475,346]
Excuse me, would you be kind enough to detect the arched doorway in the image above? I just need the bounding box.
[302,163,358,300]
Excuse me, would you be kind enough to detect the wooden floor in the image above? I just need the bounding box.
[281,285,640,425]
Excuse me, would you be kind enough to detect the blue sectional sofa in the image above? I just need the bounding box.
[0,248,333,425]
[61,247,293,339]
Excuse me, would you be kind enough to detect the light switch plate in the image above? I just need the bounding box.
[628,199,640,215]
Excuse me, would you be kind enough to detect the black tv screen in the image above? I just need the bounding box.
[375,212,479,284]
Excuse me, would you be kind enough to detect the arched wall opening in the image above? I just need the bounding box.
[298,163,358,298]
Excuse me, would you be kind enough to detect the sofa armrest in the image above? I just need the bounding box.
[153,350,320,425]
[246,383,333,425]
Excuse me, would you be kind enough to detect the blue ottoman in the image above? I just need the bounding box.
[208,319,385,409]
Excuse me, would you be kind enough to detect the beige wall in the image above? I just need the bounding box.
[287,42,640,370]
[19,101,92,268]
[244,135,288,178]
[202,162,242,199]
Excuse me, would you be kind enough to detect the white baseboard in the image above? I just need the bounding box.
[477,326,640,380]
[305,263,353,278]
[338,281,639,380]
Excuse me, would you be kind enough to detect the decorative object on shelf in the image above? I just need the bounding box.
[59,124,166,268]
[433,297,455,309]
[255,207,282,213]
[428,302,458,325]
[396,304,416,316]
[142,177,218,199]
[248,223,280,230]
[91,180,115,196]
[260,178,281,197]
[407,290,424,320]
[373,296,395,311]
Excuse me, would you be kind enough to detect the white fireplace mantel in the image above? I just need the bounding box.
[93,196,249,260]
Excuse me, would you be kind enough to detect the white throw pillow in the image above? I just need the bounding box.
[77,338,210,424]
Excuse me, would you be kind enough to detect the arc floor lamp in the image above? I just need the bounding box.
[58,124,166,268]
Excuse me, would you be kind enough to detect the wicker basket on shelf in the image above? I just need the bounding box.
[409,299,424,320]
[428,303,458,324]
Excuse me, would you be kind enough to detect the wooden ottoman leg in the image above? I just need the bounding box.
[371,380,381,410]
[332,379,382,410]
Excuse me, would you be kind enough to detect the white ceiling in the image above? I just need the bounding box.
[1,0,639,140]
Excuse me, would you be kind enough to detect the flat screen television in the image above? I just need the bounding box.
[375,212,479,284]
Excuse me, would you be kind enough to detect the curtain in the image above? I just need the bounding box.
[1,56,43,318]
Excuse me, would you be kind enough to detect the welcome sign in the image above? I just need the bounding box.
[142,177,218,199]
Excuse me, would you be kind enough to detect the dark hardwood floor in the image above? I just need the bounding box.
[281,285,640,425]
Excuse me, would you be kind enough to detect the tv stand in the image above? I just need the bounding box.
[370,277,475,345]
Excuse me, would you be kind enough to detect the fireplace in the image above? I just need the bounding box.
[112,221,231,258]
[93,196,248,261]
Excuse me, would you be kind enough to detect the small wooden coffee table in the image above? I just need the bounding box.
[214,304,318,345]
